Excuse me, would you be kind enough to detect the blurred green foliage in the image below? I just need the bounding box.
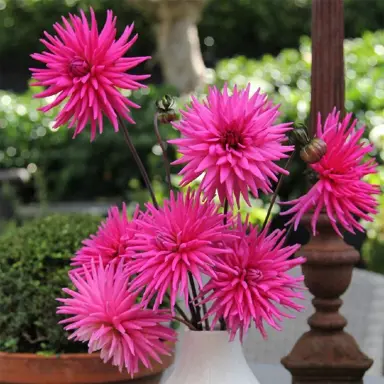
[213,31,384,272]
[0,0,154,90]
[362,170,384,273]
[214,31,384,132]
[2,30,384,205]
[213,31,384,200]
[2,0,384,90]
[0,84,178,202]
[0,213,102,353]
[201,0,384,62]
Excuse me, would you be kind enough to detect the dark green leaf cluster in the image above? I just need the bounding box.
[0,213,102,353]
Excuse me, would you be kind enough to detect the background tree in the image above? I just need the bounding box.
[128,0,207,94]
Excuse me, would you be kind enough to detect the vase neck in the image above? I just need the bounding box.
[177,330,243,364]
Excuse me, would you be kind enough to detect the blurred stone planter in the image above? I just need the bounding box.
[0,343,175,384]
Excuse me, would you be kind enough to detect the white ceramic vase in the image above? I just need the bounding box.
[163,328,261,384]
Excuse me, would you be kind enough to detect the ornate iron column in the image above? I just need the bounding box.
[281,1,373,383]
[309,0,345,133]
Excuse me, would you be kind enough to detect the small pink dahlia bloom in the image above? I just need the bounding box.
[282,110,380,236]
[125,188,236,311]
[200,217,305,341]
[30,8,150,140]
[169,84,293,207]
[71,204,139,273]
[57,260,176,375]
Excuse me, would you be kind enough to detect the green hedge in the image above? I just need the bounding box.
[0,214,102,353]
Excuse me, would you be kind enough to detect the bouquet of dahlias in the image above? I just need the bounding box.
[30,7,380,376]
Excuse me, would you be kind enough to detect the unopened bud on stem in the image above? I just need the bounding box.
[156,95,179,124]
[289,124,310,147]
[300,138,327,164]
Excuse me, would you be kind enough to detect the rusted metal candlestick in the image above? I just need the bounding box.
[281,214,373,383]
[281,0,373,382]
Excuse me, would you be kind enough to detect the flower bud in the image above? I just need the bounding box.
[156,94,174,112]
[156,94,178,124]
[300,138,327,164]
[158,111,179,124]
[289,124,310,147]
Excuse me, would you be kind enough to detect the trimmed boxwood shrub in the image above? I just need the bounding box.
[0,213,102,354]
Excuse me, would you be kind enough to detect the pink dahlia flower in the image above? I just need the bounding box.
[57,260,176,375]
[125,188,236,311]
[282,110,380,236]
[169,84,293,207]
[71,204,139,273]
[200,216,305,341]
[30,8,150,140]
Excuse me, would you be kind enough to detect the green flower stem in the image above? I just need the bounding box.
[173,315,198,331]
[188,272,203,330]
[153,112,172,191]
[118,115,193,328]
[261,151,295,231]
[119,115,158,209]
[219,199,229,331]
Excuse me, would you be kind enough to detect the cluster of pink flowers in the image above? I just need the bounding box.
[30,7,379,377]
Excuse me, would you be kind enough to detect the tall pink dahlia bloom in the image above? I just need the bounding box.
[169,84,293,207]
[30,8,150,140]
[282,110,380,236]
[125,189,236,311]
[200,217,305,341]
[57,261,176,375]
[71,204,139,273]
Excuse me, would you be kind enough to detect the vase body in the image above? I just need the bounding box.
[281,213,373,384]
[163,329,260,384]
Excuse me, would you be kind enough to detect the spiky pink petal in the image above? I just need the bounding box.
[125,188,237,312]
[30,8,150,140]
[169,84,293,206]
[71,204,139,273]
[200,216,305,341]
[57,260,176,375]
[282,109,380,236]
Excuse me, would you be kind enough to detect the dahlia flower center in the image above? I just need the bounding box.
[69,57,89,77]
[220,129,243,150]
[111,242,126,259]
[319,167,345,182]
[248,268,263,281]
[155,232,178,251]
[236,267,263,284]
